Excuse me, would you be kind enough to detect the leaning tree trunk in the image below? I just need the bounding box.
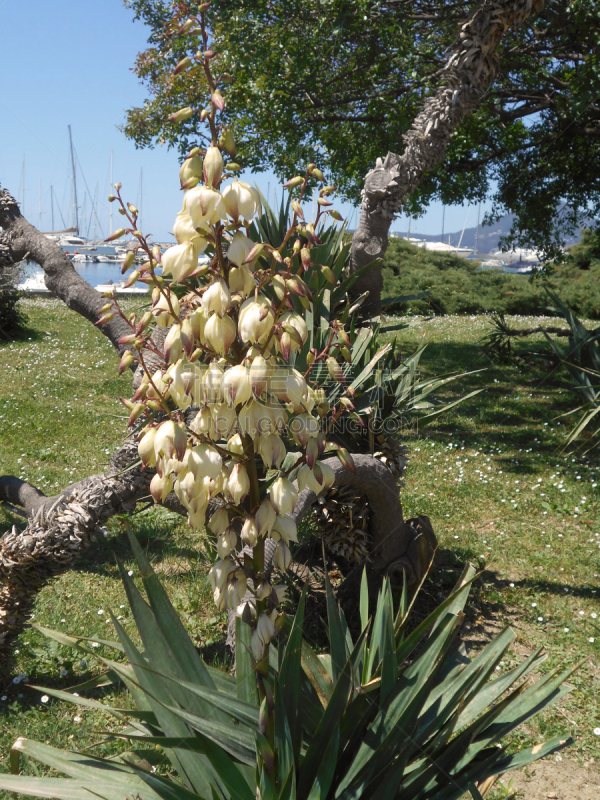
[350,0,545,318]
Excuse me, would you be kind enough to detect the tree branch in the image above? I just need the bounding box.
[350,0,546,316]
[0,188,131,355]
[0,439,152,671]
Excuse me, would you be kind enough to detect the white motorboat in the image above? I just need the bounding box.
[415,240,473,258]
[94,281,148,294]
[489,248,541,263]
[59,235,87,247]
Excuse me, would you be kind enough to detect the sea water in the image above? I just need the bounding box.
[20,243,150,288]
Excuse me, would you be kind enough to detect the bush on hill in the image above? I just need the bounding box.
[382,236,600,319]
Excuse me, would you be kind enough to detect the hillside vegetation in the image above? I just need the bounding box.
[382,234,600,319]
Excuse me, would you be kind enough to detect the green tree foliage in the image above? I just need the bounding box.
[124,0,600,256]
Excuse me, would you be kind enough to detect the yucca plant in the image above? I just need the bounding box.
[2,532,574,800]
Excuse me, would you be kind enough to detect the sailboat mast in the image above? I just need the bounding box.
[139,168,143,231]
[441,206,445,244]
[39,179,42,229]
[110,150,113,236]
[93,183,98,241]
[50,185,55,232]
[21,158,25,211]
[68,125,79,236]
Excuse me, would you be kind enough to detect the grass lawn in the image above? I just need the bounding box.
[0,299,599,787]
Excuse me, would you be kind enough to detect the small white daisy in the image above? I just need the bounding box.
[564,628,570,633]
[73,716,82,723]
[589,637,595,643]
[40,695,49,703]
[593,727,600,736]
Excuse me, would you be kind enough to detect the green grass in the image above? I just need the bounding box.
[382,236,600,319]
[0,299,599,784]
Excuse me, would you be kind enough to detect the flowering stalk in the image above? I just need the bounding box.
[100,7,352,783]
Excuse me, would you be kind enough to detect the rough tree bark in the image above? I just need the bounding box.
[0,189,131,353]
[350,0,545,318]
[0,439,151,667]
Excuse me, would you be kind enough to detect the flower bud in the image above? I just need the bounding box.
[327,356,346,384]
[222,129,235,156]
[123,270,141,289]
[179,153,203,187]
[274,541,292,572]
[283,176,303,189]
[203,146,224,188]
[241,515,259,547]
[204,313,236,355]
[138,428,157,467]
[119,350,134,375]
[136,311,153,334]
[105,228,126,242]
[95,312,114,327]
[211,91,225,111]
[120,251,136,273]
[174,56,193,75]
[168,107,194,123]
[312,168,325,182]
[227,462,250,504]
[163,324,183,364]
[269,477,298,516]
[150,472,173,503]
[209,507,230,536]
[329,210,344,222]
[291,200,304,220]
[222,364,252,407]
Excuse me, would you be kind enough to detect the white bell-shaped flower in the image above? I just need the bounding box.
[222,180,260,222]
[185,185,227,228]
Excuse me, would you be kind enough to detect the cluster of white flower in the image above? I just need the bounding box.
[104,143,347,662]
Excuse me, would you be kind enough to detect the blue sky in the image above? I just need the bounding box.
[0,0,489,242]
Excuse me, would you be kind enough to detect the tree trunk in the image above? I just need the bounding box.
[350,0,545,318]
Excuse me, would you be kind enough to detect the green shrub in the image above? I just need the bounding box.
[382,237,600,320]
[0,265,27,340]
